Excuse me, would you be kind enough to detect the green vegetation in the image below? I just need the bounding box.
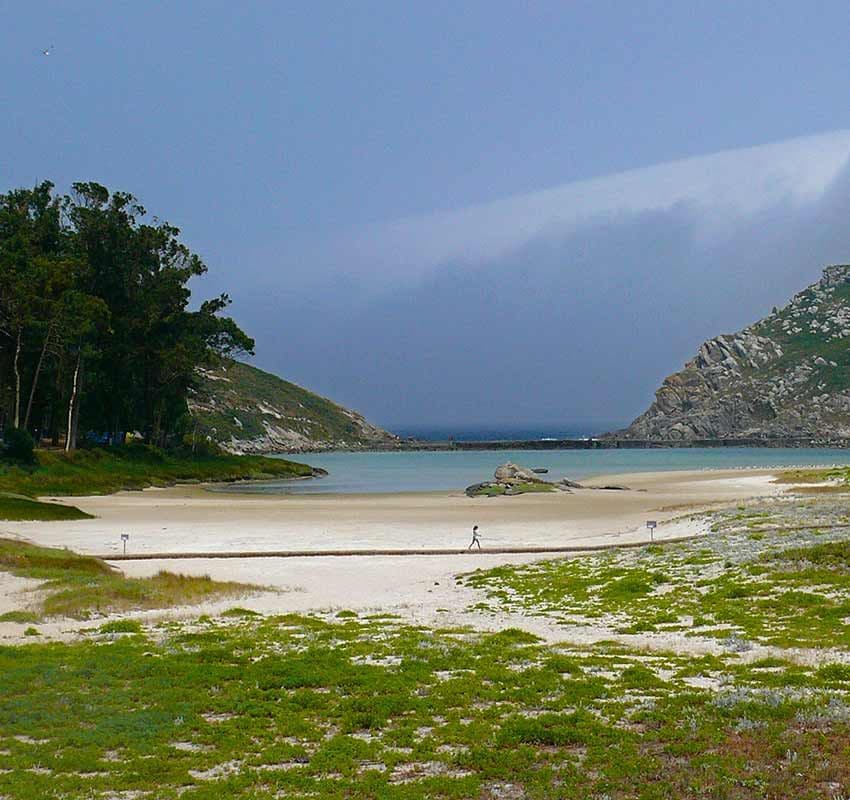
[191,359,395,450]
[0,443,311,498]
[0,492,91,520]
[756,278,850,393]
[461,499,850,649]
[2,426,35,462]
[776,467,847,483]
[773,539,850,568]
[775,466,850,493]
[98,619,143,634]
[0,610,39,623]
[0,180,253,451]
[1,613,849,799]
[469,481,557,497]
[0,538,255,620]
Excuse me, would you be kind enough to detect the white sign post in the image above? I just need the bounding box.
[121,533,129,555]
[646,520,657,542]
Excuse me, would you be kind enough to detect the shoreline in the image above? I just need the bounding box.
[0,468,784,637]
[210,464,828,499]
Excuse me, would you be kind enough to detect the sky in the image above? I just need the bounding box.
[3,2,850,432]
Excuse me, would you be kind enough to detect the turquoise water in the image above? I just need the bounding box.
[218,447,850,495]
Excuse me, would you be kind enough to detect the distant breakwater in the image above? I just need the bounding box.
[377,437,850,451]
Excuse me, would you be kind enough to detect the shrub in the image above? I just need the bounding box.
[222,607,260,618]
[179,434,222,457]
[2,428,35,463]
[0,611,39,623]
[498,710,609,746]
[817,663,850,683]
[99,619,143,634]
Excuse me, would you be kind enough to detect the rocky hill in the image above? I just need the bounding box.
[616,265,850,441]
[188,360,398,454]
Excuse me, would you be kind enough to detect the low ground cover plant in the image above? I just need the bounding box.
[0,538,254,619]
[1,613,848,799]
[461,496,850,649]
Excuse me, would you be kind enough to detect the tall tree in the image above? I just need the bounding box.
[0,182,65,431]
[1,180,254,450]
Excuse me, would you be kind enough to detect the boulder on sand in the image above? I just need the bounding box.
[493,462,546,484]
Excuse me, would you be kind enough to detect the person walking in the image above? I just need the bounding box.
[468,525,481,550]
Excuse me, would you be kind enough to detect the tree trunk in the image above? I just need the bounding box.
[72,364,83,447]
[12,327,22,429]
[65,353,82,452]
[50,363,62,446]
[152,398,164,448]
[23,328,51,431]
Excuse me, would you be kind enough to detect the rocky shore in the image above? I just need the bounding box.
[466,462,630,497]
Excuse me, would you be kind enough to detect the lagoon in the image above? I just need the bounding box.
[217,447,850,495]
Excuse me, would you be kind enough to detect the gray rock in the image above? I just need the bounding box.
[494,462,546,484]
[609,264,850,441]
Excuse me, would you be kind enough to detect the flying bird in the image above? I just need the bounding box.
[42,44,53,56]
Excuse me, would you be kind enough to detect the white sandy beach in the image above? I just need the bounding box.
[0,469,784,636]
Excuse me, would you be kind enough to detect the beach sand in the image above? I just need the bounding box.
[1,469,782,631]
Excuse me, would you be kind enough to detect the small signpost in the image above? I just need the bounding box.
[646,520,657,542]
[120,533,129,555]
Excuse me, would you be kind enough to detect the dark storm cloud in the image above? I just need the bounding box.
[235,139,850,431]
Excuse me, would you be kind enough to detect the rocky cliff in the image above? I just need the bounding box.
[617,265,850,440]
[188,360,398,454]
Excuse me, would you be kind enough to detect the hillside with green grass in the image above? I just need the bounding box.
[618,265,850,440]
[189,360,398,453]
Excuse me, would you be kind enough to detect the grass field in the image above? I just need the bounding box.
[0,538,255,620]
[0,613,848,799]
[0,492,92,521]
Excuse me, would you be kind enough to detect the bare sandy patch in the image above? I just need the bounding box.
[0,571,42,616]
[0,467,801,649]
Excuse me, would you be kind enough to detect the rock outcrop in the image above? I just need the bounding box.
[616,265,850,440]
[493,462,549,484]
[466,463,564,496]
[188,360,399,454]
[465,463,632,496]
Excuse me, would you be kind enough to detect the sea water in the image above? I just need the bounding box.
[216,447,850,495]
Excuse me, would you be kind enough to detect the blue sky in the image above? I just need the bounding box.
[3,2,850,430]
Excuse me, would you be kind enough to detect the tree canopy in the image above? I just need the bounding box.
[0,181,254,449]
